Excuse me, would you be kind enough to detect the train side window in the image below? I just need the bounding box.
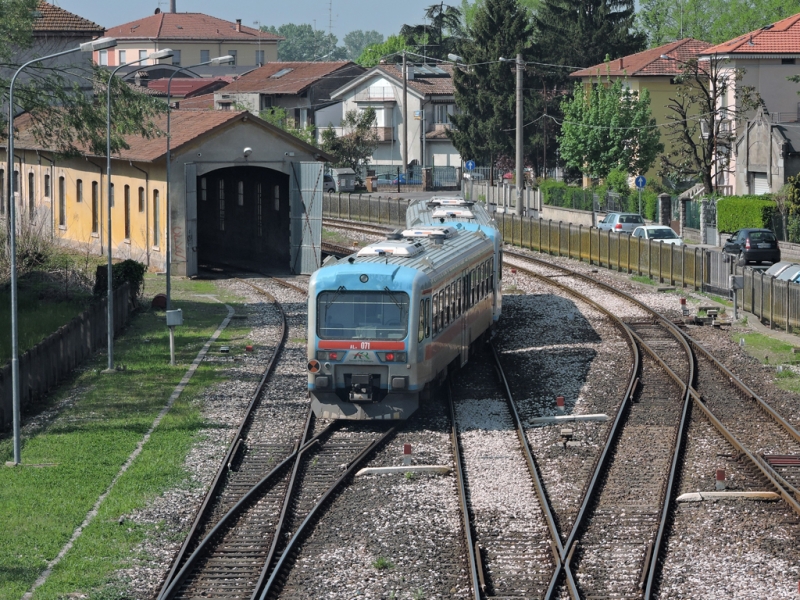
[471,269,476,304]
[418,300,425,343]
[456,277,462,316]
[499,251,503,280]
[433,292,440,335]
[444,285,450,326]
[425,298,431,338]
[451,282,457,317]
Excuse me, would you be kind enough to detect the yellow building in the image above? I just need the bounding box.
[571,38,712,186]
[1,109,331,275]
[95,11,281,69]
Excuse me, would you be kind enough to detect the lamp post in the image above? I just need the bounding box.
[164,55,233,365]
[500,54,525,216]
[104,48,174,374]
[6,36,117,465]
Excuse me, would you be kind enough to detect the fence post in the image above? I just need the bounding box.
[567,222,571,259]
[556,221,561,257]
[770,274,775,330]
[787,280,792,333]
[658,193,671,226]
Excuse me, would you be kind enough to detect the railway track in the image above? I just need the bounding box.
[322,217,395,237]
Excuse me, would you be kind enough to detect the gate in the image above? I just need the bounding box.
[290,162,323,274]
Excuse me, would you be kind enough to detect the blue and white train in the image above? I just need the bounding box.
[308,222,502,420]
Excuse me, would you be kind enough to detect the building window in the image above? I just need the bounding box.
[118,50,126,64]
[110,182,115,208]
[228,50,237,65]
[28,172,34,217]
[783,58,796,65]
[76,179,83,203]
[172,49,181,66]
[200,177,207,201]
[98,50,108,66]
[238,180,244,206]
[274,184,280,211]
[59,176,66,227]
[44,173,50,198]
[139,50,148,64]
[256,50,265,65]
[13,170,19,193]
[124,185,131,239]
[219,180,225,231]
[138,186,145,212]
[200,49,210,63]
[256,182,263,237]
[91,181,99,233]
[153,189,160,246]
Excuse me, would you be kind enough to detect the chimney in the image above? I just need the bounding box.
[169,0,176,12]
[619,57,624,69]
[236,19,242,32]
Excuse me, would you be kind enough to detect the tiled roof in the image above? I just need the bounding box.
[383,64,456,95]
[33,1,104,33]
[703,13,800,54]
[105,12,282,42]
[221,61,361,95]
[175,93,216,109]
[148,77,233,97]
[571,38,713,78]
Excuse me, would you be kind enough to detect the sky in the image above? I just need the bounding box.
[54,0,432,40]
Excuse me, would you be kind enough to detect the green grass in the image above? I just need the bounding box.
[732,332,800,392]
[631,275,654,285]
[372,556,394,570]
[322,227,349,245]
[0,273,253,599]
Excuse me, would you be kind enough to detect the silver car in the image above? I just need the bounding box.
[597,212,645,234]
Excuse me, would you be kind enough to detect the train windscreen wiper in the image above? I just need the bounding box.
[325,285,346,308]
[384,287,404,314]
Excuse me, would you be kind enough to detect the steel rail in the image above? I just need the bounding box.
[447,385,483,600]
[489,343,568,598]
[258,427,398,600]
[158,277,289,596]
[158,414,332,600]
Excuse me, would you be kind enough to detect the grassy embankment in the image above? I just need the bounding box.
[0,274,257,599]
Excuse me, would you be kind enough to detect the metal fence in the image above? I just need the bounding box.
[322,193,410,226]
[742,269,800,333]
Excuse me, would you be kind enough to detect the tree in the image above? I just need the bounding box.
[356,35,409,67]
[449,0,544,171]
[320,108,379,173]
[400,3,465,60]
[659,55,760,194]
[265,23,346,61]
[343,30,384,61]
[558,75,663,179]
[637,0,800,47]
[259,106,316,146]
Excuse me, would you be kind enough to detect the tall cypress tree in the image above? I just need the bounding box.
[448,0,541,168]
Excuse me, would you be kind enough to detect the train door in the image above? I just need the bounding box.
[461,270,469,366]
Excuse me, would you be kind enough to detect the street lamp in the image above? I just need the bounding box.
[104,47,173,373]
[6,36,117,465]
[164,55,234,365]
[500,55,524,216]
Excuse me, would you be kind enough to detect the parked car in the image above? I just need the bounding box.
[722,228,781,265]
[765,261,796,278]
[323,174,336,192]
[375,173,395,186]
[392,172,422,185]
[776,264,800,282]
[463,172,485,181]
[597,212,645,234]
[631,225,683,246]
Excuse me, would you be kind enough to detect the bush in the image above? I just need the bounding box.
[94,259,146,306]
[717,196,777,233]
[539,180,595,211]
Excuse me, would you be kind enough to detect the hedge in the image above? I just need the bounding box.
[539,179,659,220]
[716,196,776,233]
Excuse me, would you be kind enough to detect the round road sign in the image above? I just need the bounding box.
[635,175,647,189]
[465,160,476,171]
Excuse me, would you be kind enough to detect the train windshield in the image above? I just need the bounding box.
[317,290,409,340]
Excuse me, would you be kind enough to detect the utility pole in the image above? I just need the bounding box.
[402,51,409,174]
[515,53,523,216]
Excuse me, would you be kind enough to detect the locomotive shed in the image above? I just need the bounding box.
[39,217,799,598]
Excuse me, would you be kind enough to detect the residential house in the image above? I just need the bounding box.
[701,13,800,195]
[97,8,281,70]
[570,38,713,186]
[213,61,365,128]
[1,110,331,276]
[325,63,462,169]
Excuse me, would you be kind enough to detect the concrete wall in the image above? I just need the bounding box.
[539,204,595,226]
[96,41,278,67]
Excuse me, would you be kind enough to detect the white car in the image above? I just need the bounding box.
[632,225,683,246]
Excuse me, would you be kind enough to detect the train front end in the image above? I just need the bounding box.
[307,257,422,420]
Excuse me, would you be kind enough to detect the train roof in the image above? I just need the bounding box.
[406,196,496,230]
[313,224,494,289]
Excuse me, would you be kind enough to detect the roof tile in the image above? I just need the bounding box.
[221,61,361,95]
[33,1,104,33]
[703,13,800,54]
[571,38,713,78]
[105,12,282,42]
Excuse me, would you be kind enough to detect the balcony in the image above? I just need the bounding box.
[353,87,396,102]
[374,126,394,142]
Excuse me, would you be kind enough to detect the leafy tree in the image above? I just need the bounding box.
[532,0,645,89]
[449,0,545,172]
[320,108,379,172]
[558,75,663,179]
[343,30,384,61]
[659,55,760,194]
[356,35,410,67]
[259,106,316,146]
[637,0,800,47]
[400,3,465,60]
[265,23,346,61]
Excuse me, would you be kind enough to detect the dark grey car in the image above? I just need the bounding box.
[597,212,645,234]
[723,228,780,265]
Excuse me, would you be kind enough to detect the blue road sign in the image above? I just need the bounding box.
[635,175,647,189]
[465,160,476,171]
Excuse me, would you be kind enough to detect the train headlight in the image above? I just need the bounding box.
[377,352,407,362]
[360,274,369,283]
[317,351,342,361]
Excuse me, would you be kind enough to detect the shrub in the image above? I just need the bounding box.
[94,259,147,306]
[717,196,777,233]
[539,180,595,211]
